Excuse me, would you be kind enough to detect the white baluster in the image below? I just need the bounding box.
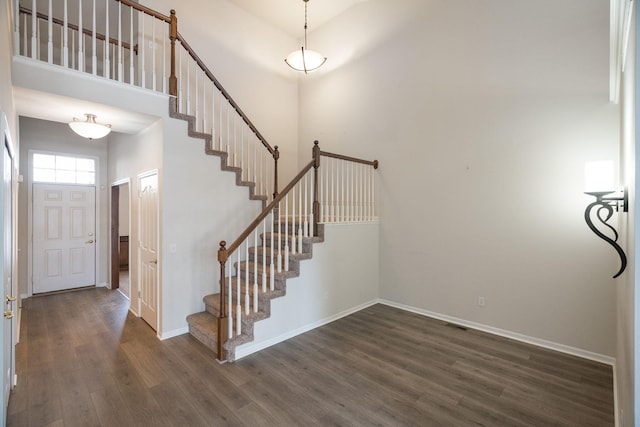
[13,0,19,55]
[277,202,282,273]
[202,74,206,133]
[253,230,258,313]
[31,0,37,59]
[262,217,267,293]
[186,60,191,113]
[78,0,83,72]
[298,182,303,253]
[304,174,309,237]
[240,125,249,181]
[227,260,232,338]
[92,0,97,74]
[330,158,335,222]
[177,43,182,109]
[291,186,296,256]
[151,19,156,91]
[104,0,109,78]
[71,32,75,70]
[162,23,167,93]
[234,117,238,169]
[62,0,68,67]
[130,7,134,84]
[345,162,354,222]
[284,194,289,271]
[211,81,216,143]
[319,160,324,222]
[309,171,315,233]
[226,102,230,155]
[195,70,199,129]
[372,166,376,219]
[236,250,241,336]
[244,242,249,316]
[117,2,122,81]
[270,210,275,290]
[141,11,145,86]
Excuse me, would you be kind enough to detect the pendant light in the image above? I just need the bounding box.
[285,0,326,73]
[69,114,112,140]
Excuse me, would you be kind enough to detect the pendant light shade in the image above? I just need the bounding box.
[285,47,327,73]
[285,0,326,73]
[69,114,112,140]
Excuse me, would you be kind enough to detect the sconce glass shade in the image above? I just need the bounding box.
[69,114,112,140]
[285,47,327,73]
[584,160,615,193]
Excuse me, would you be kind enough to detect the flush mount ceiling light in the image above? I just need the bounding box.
[285,0,326,74]
[69,113,112,140]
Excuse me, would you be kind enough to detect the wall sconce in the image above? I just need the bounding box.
[584,161,628,278]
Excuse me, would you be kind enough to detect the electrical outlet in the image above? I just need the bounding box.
[478,297,485,307]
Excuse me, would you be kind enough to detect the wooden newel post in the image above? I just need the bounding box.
[273,146,280,199]
[168,9,178,99]
[312,141,320,237]
[217,240,228,361]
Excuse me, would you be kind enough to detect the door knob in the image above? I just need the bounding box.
[4,311,13,319]
[150,260,157,264]
[86,240,94,244]
[5,296,16,303]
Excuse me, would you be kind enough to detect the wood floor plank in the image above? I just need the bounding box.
[8,288,614,426]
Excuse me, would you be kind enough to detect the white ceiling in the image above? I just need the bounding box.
[229,0,368,38]
[14,87,159,135]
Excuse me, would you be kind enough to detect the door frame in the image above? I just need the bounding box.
[0,112,18,418]
[110,178,130,294]
[137,169,161,333]
[27,150,101,297]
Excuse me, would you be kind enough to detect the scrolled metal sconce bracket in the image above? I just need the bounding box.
[584,189,628,278]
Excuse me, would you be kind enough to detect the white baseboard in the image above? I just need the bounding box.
[234,299,379,361]
[159,326,189,340]
[379,299,615,366]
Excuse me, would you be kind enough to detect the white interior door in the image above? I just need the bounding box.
[139,172,158,331]
[2,139,14,417]
[32,184,96,294]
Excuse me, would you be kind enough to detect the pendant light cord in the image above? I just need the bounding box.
[304,0,308,49]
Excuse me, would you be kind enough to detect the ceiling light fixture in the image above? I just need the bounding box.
[69,113,112,140]
[285,0,326,74]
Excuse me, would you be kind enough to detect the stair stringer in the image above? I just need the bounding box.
[168,99,268,209]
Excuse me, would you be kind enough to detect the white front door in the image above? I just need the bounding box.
[32,184,96,294]
[139,172,158,331]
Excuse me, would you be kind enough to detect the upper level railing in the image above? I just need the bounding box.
[13,0,278,198]
[216,141,378,360]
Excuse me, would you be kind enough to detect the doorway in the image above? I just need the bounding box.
[111,181,130,298]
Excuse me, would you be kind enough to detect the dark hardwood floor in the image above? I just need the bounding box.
[7,288,614,426]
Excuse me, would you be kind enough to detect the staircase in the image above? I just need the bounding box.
[13,0,379,363]
[187,221,325,361]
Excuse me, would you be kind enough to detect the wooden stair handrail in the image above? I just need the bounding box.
[320,151,379,169]
[115,0,171,23]
[216,141,379,360]
[219,160,315,263]
[19,6,135,52]
[176,33,276,157]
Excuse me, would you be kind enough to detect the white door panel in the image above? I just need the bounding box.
[139,173,158,331]
[33,184,96,293]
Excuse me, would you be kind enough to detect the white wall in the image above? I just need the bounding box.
[300,0,618,357]
[18,117,109,296]
[235,222,380,360]
[150,0,301,183]
[0,0,16,137]
[160,115,263,337]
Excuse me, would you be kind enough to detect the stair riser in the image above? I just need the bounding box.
[205,291,273,317]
